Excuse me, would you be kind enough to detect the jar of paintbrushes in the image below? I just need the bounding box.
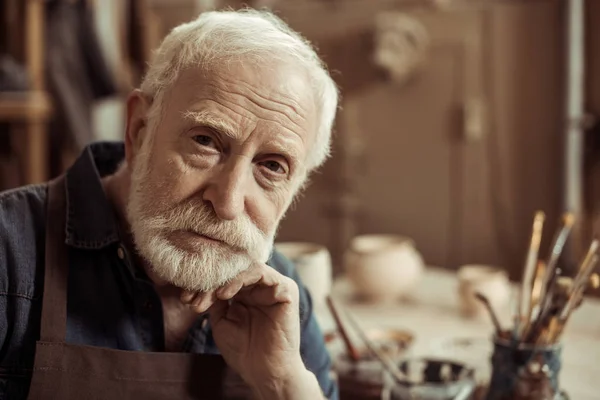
[478,212,598,400]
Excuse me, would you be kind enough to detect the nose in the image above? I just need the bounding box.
[202,159,249,221]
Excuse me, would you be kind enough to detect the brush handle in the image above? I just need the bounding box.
[326,296,361,361]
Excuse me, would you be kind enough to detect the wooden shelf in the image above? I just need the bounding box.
[0,91,51,121]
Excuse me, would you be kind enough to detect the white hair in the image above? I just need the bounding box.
[139,8,339,170]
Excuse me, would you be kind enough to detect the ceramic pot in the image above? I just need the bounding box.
[345,234,424,302]
[274,242,332,309]
[457,265,510,319]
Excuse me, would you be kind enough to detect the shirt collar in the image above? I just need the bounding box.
[64,141,124,249]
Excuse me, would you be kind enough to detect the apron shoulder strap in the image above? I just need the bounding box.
[40,175,69,343]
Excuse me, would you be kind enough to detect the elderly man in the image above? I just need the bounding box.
[0,9,339,400]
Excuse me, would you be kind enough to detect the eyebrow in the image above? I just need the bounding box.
[182,109,302,167]
[181,110,239,140]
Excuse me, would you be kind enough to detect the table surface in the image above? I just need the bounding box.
[316,267,600,400]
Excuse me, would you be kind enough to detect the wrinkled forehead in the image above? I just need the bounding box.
[162,61,318,133]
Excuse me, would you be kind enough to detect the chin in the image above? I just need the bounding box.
[141,233,256,292]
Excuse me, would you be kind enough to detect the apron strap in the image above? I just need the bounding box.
[40,175,69,343]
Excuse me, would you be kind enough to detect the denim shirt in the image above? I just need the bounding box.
[0,142,337,399]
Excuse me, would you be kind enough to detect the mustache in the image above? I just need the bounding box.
[142,200,268,252]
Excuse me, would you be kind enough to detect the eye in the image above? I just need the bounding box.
[260,160,286,174]
[192,135,217,149]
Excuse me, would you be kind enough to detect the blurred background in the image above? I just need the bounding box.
[3,0,600,279]
[3,1,600,397]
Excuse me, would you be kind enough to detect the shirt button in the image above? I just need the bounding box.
[117,246,125,260]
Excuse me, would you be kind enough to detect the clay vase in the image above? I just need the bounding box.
[457,265,511,319]
[345,234,424,302]
[274,242,332,310]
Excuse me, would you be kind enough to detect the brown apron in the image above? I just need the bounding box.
[27,176,251,399]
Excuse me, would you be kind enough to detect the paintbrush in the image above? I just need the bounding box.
[326,296,362,362]
[517,211,545,339]
[590,273,600,289]
[553,246,599,341]
[525,267,566,344]
[533,277,572,345]
[539,213,575,304]
[341,307,407,383]
[545,248,598,344]
[474,292,503,336]
[532,214,575,329]
[522,261,547,340]
[526,276,571,344]
[531,261,547,308]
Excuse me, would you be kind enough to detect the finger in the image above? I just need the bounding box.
[216,262,279,300]
[191,292,206,307]
[180,290,196,304]
[232,276,298,307]
[215,279,245,301]
[189,291,218,313]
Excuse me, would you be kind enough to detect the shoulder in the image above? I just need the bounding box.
[0,183,47,210]
[0,183,47,220]
[0,183,48,298]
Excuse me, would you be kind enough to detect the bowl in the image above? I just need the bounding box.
[390,358,476,400]
[457,265,510,319]
[345,234,424,302]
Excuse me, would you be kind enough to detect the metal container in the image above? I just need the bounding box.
[389,358,476,400]
[335,353,386,400]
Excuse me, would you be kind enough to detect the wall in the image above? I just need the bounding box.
[587,1,600,115]
[586,1,600,242]
[272,1,563,279]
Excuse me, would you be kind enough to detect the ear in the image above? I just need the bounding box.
[124,89,152,166]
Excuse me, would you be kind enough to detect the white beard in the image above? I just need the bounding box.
[126,140,275,292]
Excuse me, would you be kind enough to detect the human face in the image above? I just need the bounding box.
[126,62,317,292]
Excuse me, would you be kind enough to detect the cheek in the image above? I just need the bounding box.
[160,158,209,205]
[140,150,199,210]
[247,187,293,234]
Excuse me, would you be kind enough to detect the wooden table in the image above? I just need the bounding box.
[317,267,600,400]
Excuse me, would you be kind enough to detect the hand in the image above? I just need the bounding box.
[180,262,323,399]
